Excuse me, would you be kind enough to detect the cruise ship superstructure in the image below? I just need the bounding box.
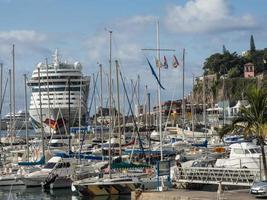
[27,50,90,134]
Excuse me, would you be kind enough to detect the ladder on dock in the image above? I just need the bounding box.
[175,167,261,186]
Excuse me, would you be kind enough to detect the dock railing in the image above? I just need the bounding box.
[175,167,261,186]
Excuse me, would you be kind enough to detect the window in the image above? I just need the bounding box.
[233,148,244,154]
[44,162,56,169]
[249,148,261,154]
[56,162,71,168]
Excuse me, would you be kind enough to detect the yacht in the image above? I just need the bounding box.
[21,153,75,188]
[215,142,262,169]
[27,50,90,134]
[21,153,103,189]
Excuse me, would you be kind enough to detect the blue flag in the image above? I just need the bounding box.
[145,57,165,90]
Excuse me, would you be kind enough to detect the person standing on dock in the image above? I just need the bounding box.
[171,155,185,189]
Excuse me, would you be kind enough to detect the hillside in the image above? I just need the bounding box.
[193,37,267,105]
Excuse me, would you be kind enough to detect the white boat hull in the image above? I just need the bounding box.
[21,174,47,187]
[0,175,24,186]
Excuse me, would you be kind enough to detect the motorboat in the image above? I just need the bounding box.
[215,142,262,169]
[21,153,75,188]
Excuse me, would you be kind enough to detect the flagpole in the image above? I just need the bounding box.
[141,21,175,161]
[156,20,163,161]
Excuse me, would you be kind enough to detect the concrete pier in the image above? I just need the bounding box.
[132,189,256,200]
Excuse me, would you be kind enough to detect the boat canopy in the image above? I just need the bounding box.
[18,155,45,166]
[111,162,152,169]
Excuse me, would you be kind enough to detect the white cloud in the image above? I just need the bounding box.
[0,30,49,63]
[86,33,108,62]
[0,30,46,43]
[119,15,155,28]
[164,0,257,33]
[85,15,154,66]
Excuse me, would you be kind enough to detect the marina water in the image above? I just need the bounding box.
[0,186,131,200]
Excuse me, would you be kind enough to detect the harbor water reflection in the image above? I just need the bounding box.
[0,185,131,200]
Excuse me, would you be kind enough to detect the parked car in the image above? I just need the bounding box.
[250,180,267,198]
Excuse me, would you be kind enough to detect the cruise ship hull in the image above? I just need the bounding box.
[29,107,87,134]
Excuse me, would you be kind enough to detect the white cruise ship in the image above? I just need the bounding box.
[3,110,31,130]
[27,50,90,134]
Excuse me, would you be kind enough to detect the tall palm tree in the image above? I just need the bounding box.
[219,86,267,177]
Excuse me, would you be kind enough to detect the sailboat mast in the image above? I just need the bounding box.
[78,75,82,162]
[12,44,15,142]
[0,63,2,139]
[108,30,112,179]
[93,74,97,133]
[68,77,71,153]
[147,90,151,164]
[99,64,104,161]
[222,73,225,126]
[191,74,195,139]
[122,76,126,145]
[8,69,12,147]
[156,20,163,161]
[182,48,185,138]
[115,60,122,156]
[24,74,29,162]
[38,67,45,159]
[203,74,207,138]
[45,58,51,137]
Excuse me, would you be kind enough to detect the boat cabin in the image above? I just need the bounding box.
[229,142,261,159]
[42,156,72,172]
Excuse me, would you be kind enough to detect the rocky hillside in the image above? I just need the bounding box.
[193,73,267,105]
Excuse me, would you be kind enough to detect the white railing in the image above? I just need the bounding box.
[174,167,261,186]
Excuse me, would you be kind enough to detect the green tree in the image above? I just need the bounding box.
[219,86,267,177]
[203,51,245,76]
[250,35,256,52]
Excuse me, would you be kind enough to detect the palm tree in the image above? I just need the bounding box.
[219,86,267,177]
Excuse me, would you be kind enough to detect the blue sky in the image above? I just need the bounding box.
[0,0,266,114]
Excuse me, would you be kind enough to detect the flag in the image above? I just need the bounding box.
[172,55,179,68]
[146,57,165,90]
[163,56,168,69]
[155,58,162,68]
